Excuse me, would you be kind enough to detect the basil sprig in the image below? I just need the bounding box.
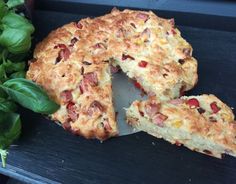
[0,78,59,114]
[0,0,60,167]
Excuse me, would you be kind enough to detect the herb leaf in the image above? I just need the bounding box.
[0,0,7,19]
[0,28,32,54]
[0,78,60,114]
[6,0,24,9]
[3,60,25,73]
[1,12,34,34]
[0,97,17,112]
[9,71,25,79]
[0,112,21,167]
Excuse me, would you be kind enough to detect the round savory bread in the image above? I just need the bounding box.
[27,9,198,140]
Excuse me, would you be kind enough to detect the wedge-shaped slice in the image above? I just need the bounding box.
[126,95,236,158]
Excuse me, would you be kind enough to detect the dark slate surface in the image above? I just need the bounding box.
[0,9,236,184]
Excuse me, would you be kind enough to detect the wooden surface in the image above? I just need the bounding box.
[0,9,236,184]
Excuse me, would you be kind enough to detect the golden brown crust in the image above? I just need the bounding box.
[27,9,198,140]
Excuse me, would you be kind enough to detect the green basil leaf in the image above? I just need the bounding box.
[6,0,24,9]
[0,112,21,167]
[0,88,7,98]
[0,112,21,149]
[1,12,34,34]
[9,71,25,78]
[3,60,25,73]
[7,52,27,62]
[0,97,17,112]
[0,65,5,80]
[0,78,60,114]
[0,28,31,54]
[0,0,7,19]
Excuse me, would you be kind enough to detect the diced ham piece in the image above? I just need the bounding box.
[187,98,200,108]
[81,66,84,75]
[60,90,73,103]
[178,59,185,65]
[79,71,98,94]
[83,72,98,86]
[136,13,149,22]
[76,22,83,29]
[210,102,221,113]
[103,120,112,131]
[183,48,191,57]
[122,54,135,61]
[93,43,107,49]
[82,61,92,65]
[179,86,186,96]
[197,107,206,114]
[79,80,88,94]
[69,37,78,47]
[152,113,168,127]
[141,28,151,41]
[54,44,67,49]
[145,102,160,117]
[55,44,70,64]
[147,91,156,97]
[130,23,136,28]
[139,111,144,117]
[110,65,120,73]
[87,100,104,116]
[169,18,175,27]
[67,102,78,122]
[59,47,70,60]
[62,121,71,131]
[169,99,184,105]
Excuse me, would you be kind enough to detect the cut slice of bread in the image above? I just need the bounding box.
[126,94,236,158]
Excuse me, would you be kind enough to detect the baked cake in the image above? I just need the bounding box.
[27,9,198,139]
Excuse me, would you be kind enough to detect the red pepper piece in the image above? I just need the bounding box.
[187,98,200,108]
[210,102,221,113]
[134,81,142,89]
[138,61,148,68]
[175,141,182,146]
[171,29,177,35]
